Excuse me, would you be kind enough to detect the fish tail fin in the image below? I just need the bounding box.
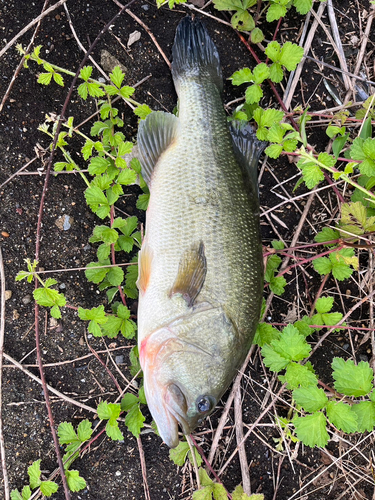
[172,16,222,91]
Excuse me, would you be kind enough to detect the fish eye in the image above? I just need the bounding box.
[196,395,214,414]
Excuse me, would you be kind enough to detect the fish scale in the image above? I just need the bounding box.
[136,17,265,448]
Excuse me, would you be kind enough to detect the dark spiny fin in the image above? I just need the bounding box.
[229,121,267,196]
[169,241,207,307]
[172,16,222,91]
[137,111,179,187]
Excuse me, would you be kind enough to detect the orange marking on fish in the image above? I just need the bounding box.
[137,242,153,294]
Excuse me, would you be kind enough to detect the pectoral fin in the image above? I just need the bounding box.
[137,111,179,187]
[137,241,153,294]
[169,242,207,307]
[229,121,267,196]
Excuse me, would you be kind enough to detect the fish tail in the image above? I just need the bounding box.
[172,16,222,91]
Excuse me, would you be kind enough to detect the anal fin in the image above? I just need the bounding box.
[169,241,207,307]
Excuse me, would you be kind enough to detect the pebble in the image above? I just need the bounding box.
[5,290,12,300]
[22,294,32,305]
[115,355,124,365]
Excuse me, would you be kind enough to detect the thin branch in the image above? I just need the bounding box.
[0,248,10,500]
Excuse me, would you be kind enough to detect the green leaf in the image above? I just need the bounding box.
[272,324,311,361]
[245,84,263,104]
[314,227,340,245]
[106,266,124,286]
[279,42,304,71]
[28,460,41,489]
[78,82,88,100]
[351,401,375,432]
[38,72,52,85]
[253,63,270,84]
[250,28,264,44]
[125,404,145,438]
[253,323,280,347]
[231,67,253,86]
[77,420,93,442]
[280,361,318,389]
[315,297,334,314]
[65,470,87,492]
[293,412,329,447]
[33,287,66,308]
[118,168,137,185]
[262,344,290,372]
[293,0,312,15]
[293,386,328,412]
[78,305,107,323]
[88,156,110,175]
[332,358,373,396]
[58,422,78,445]
[40,481,59,497]
[53,72,64,86]
[80,65,92,81]
[266,4,286,22]
[265,143,283,158]
[265,41,281,62]
[106,421,124,440]
[85,185,108,205]
[121,393,139,411]
[269,62,284,83]
[269,275,287,295]
[326,401,358,433]
[134,104,152,119]
[85,261,110,284]
[313,256,332,276]
[110,66,125,88]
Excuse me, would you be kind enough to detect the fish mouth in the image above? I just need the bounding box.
[164,383,191,436]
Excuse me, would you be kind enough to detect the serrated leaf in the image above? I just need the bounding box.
[80,65,92,81]
[332,358,373,396]
[273,324,311,361]
[250,28,264,44]
[125,404,145,438]
[313,256,332,275]
[40,481,59,497]
[33,287,66,308]
[38,72,52,85]
[293,412,329,447]
[293,0,312,15]
[106,421,124,440]
[269,275,287,295]
[28,460,42,489]
[53,72,64,86]
[77,420,93,442]
[279,42,304,71]
[293,386,328,412]
[326,401,358,433]
[245,84,263,104]
[266,4,286,22]
[351,401,375,432]
[134,104,152,119]
[231,67,253,86]
[121,393,139,412]
[78,304,107,323]
[66,470,87,492]
[85,185,108,206]
[58,422,78,445]
[253,63,270,84]
[106,266,124,286]
[269,62,284,83]
[88,156,110,175]
[315,297,334,314]
[85,261,110,284]
[118,168,137,185]
[280,362,318,389]
[314,227,340,245]
[110,66,125,88]
[253,323,280,347]
[261,344,290,372]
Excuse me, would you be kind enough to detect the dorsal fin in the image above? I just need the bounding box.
[169,241,207,307]
[137,111,179,187]
[229,121,267,196]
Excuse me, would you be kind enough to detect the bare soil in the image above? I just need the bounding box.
[1,1,375,499]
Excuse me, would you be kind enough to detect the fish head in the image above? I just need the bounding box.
[140,307,241,447]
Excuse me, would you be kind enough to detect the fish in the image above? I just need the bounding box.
[136,16,265,448]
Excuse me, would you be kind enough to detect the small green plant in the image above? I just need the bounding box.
[192,468,264,499]
[256,318,375,447]
[11,460,59,499]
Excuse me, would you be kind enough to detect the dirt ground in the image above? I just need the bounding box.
[1,0,375,499]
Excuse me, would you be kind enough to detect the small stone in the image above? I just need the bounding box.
[22,294,32,305]
[13,309,20,320]
[5,290,12,300]
[50,317,58,327]
[59,283,66,289]
[115,355,124,365]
